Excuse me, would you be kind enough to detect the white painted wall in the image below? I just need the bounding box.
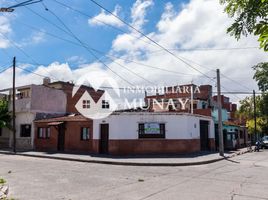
[93,113,214,140]
[5,112,36,149]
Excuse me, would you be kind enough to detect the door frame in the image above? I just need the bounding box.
[57,123,65,151]
[99,123,109,154]
[200,120,210,151]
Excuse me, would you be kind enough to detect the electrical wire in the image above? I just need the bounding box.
[0,32,59,81]
[87,0,214,80]
[0,65,12,74]
[52,0,159,50]
[41,2,135,86]
[14,19,197,77]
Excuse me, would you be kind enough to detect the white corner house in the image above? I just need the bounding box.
[93,112,215,155]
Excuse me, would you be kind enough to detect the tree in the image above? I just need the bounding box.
[253,62,268,92]
[246,117,267,135]
[237,94,268,135]
[0,99,12,130]
[220,0,268,51]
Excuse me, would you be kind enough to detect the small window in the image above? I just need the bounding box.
[138,123,165,138]
[38,127,50,139]
[81,127,90,141]
[82,100,90,109]
[102,100,110,109]
[20,124,31,137]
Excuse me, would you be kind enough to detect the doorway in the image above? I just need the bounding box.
[57,123,65,151]
[200,120,210,151]
[100,124,109,154]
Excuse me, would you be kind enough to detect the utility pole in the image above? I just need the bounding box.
[190,83,194,114]
[217,69,224,156]
[12,57,16,153]
[253,90,257,142]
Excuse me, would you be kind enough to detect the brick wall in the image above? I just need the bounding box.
[107,139,201,155]
[35,120,94,152]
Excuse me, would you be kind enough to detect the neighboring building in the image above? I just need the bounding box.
[145,84,212,116]
[35,114,94,152]
[212,96,247,150]
[0,78,104,150]
[46,81,104,114]
[35,112,215,155]
[0,83,67,149]
[212,95,237,121]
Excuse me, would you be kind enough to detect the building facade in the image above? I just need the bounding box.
[35,112,215,155]
[0,84,67,149]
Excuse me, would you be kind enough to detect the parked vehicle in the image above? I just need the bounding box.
[261,136,268,149]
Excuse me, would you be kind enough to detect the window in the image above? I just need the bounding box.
[138,123,165,138]
[20,124,31,137]
[81,127,90,141]
[102,100,110,109]
[38,127,50,139]
[82,100,90,109]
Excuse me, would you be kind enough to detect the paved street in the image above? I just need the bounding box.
[1,151,268,200]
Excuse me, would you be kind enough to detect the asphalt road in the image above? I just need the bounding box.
[0,150,268,200]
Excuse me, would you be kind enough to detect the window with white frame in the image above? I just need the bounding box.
[38,127,50,139]
[81,127,90,141]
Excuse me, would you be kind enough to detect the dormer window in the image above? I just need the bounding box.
[82,100,90,109]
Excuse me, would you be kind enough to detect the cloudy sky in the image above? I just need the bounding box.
[0,0,267,103]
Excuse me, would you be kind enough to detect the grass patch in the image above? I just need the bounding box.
[0,178,6,184]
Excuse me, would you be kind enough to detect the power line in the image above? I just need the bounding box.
[14,20,200,77]
[52,0,158,50]
[0,32,60,81]
[0,65,12,74]
[8,0,42,9]
[148,46,259,54]
[16,65,56,79]
[41,2,135,86]
[87,0,215,80]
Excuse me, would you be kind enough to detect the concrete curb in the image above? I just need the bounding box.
[0,149,250,167]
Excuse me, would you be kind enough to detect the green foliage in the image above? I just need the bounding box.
[0,100,12,130]
[238,93,268,135]
[220,0,268,51]
[0,178,6,184]
[253,62,268,92]
[246,117,267,134]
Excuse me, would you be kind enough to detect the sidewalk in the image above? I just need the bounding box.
[0,148,249,166]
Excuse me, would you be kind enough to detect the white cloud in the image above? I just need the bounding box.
[0,15,12,48]
[88,5,124,27]
[110,0,267,103]
[1,0,267,105]
[19,31,46,47]
[131,0,154,30]
[66,55,87,65]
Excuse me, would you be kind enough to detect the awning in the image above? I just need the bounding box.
[47,122,64,126]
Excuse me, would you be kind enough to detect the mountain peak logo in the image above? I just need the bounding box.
[72,71,120,119]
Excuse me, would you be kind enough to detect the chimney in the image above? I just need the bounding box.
[43,77,51,86]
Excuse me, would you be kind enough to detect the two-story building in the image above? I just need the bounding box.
[0,82,67,149]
